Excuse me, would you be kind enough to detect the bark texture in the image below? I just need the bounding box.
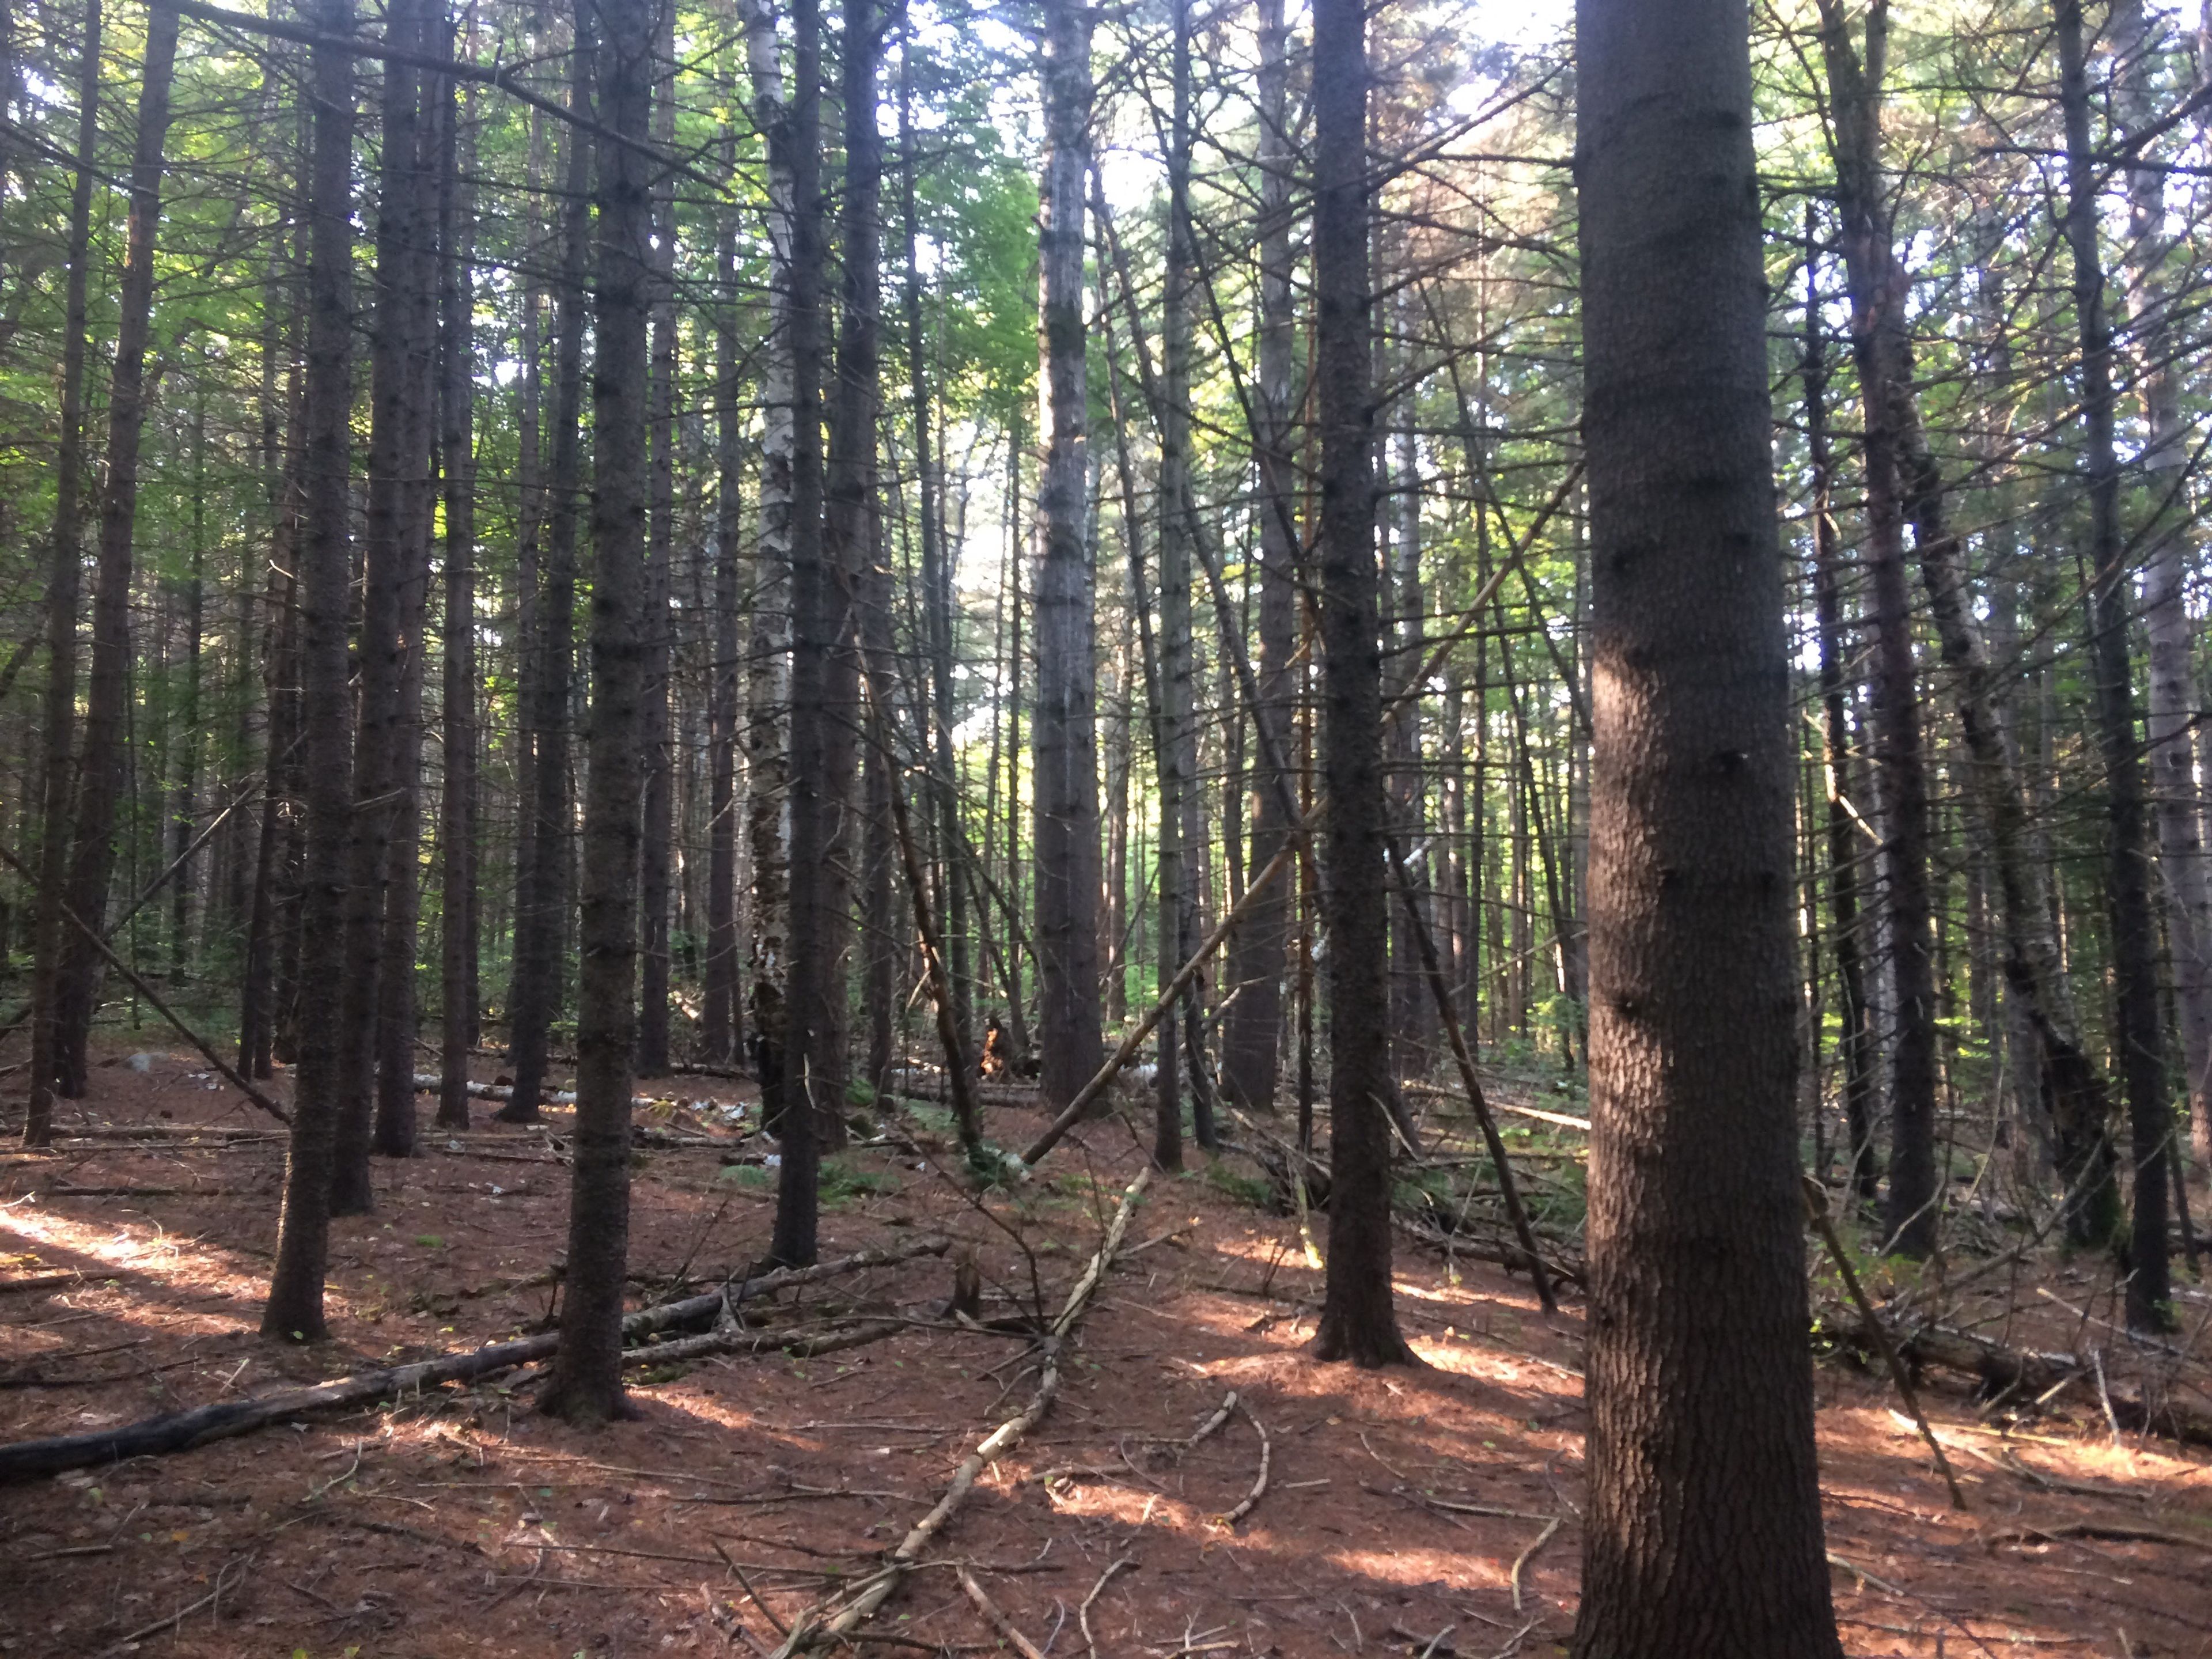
[1571,0,1844,1650]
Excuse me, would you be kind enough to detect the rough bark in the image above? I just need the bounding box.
[1308,0,1411,1370]
[1571,0,1844,1650]
[1032,0,1105,1120]
[263,0,358,1343]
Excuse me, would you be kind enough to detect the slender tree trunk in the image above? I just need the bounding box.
[263,0,358,1342]
[2056,0,2171,1330]
[2114,0,2212,1169]
[1031,0,1103,1118]
[437,56,478,1131]
[1816,2,1942,1258]
[1220,0,1294,1115]
[1571,1,1843,1649]
[1309,0,1410,1369]
[635,0,679,1077]
[171,397,206,980]
[541,0,654,1423]
[372,39,444,1160]
[769,0,828,1266]
[328,0,432,1205]
[52,0,180,1101]
[902,44,971,1069]
[23,0,104,1146]
[703,196,743,1067]
[740,0,794,1130]
[501,36,594,1126]
[1802,241,1880,1206]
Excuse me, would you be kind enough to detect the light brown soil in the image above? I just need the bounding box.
[2,1040,2209,1658]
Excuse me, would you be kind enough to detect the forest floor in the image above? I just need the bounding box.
[2,1039,2210,1659]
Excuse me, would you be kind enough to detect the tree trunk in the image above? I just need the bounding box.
[1219,0,1294,1115]
[171,398,206,980]
[740,0,794,1131]
[500,35,594,1126]
[2114,0,2212,1169]
[1033,0,1106,1123]
[1801,241,1880,1207]
[1308,0,1410,1369]
[703,194,743,1068]
[2056,0,2171,1331]
[540,0,654,1425]
[1817,0,2113,1249]
[770,0,828,1267]
[52,0,180,1101]
[634,0,679,1078]
[23,0,104,1146]
[902,44,971,1070]
[437,52,478,1132]
[1571,1,1843,1650]
[328,0,433,1205]
[263,0,358,1342]
[1814,2,1942,1259]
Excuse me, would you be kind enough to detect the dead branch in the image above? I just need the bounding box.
[957,1569,1050,1659]
[1217,1397,1271,1528]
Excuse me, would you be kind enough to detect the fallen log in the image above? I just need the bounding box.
[0,1237,951,1482]
[1820,1302,2212,1449]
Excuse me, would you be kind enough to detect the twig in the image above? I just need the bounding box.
[1804,1175,1969,1511]
[1218,1399,1271,1527]
[958,1569,1050,1659]
[1079,1557,1135,1659]
[715,1538,792,1638]
[97,1556,247,1656]
[1508,1516,1560,1612]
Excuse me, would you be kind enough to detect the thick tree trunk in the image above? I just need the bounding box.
[2056,0,2171,1331]
[1571,1,1843,1650]
[540,0,654,1425]
[23,0,103,1146]
[52,0,180,1101]
[740,0,794,1130]
[1308,0,1410,1369]
[501,37,594,1126]
[263,0,358,1342]
[1033,0,1105,1118]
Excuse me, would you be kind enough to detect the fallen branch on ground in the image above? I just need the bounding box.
[0,1237,952,1482]
[774,1168,1153,1653]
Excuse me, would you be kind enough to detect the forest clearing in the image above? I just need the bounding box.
[2,1048,2209,1657]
